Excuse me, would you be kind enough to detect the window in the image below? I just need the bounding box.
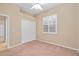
[43,15,57,34]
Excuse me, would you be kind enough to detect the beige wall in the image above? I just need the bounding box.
[36,4,78,49]
[21,12,35,21]
[77,4,79,51]
[0,4,35,47]
[0,16,5,24]
[0,4,21,47]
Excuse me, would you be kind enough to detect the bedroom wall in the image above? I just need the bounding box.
[78,4,79,51]
[36,4,78,49]
[21,11,35,21]
[0,4,36,48]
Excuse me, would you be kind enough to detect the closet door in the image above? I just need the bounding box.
[21,19,36,43]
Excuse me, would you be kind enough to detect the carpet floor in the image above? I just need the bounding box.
[0,40,78,56]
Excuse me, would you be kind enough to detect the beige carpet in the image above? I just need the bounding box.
[0,40,78,56]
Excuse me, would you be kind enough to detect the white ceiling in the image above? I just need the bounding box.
[16,3,62,16]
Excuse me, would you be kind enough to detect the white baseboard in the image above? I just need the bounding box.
[8,43,22,49]
[21,39,36,44]
[8,39,78,52]
[38,40,78,51]
[8,40,35,49]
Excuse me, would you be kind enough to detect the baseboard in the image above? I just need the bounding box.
[8,39,78,52]
[8,43,22,49]
[21,39,36,44]
[8,40,35,49]
[38,40,78,51]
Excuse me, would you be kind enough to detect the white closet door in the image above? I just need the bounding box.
[21,19,36,43]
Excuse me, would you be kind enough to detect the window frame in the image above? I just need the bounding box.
[42,14,57,34]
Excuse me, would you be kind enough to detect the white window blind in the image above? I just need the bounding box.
[43,15,57,34]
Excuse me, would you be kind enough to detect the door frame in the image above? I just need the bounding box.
[0,14,10,48]
[21,19,36,44]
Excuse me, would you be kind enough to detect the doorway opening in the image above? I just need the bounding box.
[0,14,9,51]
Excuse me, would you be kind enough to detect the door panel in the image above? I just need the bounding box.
[21,19,36,43]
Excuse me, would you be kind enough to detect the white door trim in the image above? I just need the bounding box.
[0,14,10,48]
